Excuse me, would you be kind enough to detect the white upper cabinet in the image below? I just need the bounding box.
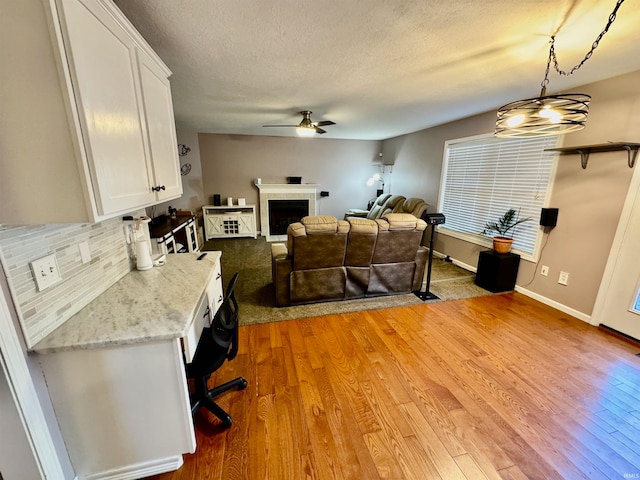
[137,47,183,202]
[0,0,181,224]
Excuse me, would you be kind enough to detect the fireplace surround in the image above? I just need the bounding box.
[256,183,318,241]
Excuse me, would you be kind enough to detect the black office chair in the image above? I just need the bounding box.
[186,272,247,428]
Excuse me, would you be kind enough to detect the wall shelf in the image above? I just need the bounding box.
[545,142,640,169]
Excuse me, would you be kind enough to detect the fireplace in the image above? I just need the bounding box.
[268,199,309,235]
[255,183,319,241]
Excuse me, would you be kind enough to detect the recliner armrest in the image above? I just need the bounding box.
[271,243,292,307]
[344,209,369,220]
[271,242,288,260]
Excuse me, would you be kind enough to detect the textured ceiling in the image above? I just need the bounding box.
[113,0,640,140]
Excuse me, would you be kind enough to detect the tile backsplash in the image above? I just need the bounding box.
[0,215,138,348]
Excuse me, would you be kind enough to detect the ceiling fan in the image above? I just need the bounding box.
[263,110,336,136]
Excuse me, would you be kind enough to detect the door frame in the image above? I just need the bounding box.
[591,157,640,327]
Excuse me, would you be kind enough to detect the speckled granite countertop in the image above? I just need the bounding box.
[31,251,221,354]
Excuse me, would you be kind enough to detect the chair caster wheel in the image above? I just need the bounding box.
[222,415,232,428]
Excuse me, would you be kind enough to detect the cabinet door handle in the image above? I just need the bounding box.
[152,185,166,192]
[216,272,222,280]
[218,294,223,303]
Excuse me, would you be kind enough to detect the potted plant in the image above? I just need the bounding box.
[482,208,531,254]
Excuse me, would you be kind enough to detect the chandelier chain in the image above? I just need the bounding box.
[549,0,625,78]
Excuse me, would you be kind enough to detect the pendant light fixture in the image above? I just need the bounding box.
[495,0,625,138]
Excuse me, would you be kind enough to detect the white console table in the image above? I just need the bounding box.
[203,205,257,240]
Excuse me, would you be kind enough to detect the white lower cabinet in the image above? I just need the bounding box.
[0,0,181,224]
[39,340,195,479]
[203,205,257,240]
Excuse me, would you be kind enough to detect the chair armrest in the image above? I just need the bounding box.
[271,242,288,259]
[271,243,292,306]
[344,209,369,220]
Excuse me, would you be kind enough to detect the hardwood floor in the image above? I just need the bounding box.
[148,293,640,480]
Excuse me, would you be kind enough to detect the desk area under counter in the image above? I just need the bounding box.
[31,251,222,480]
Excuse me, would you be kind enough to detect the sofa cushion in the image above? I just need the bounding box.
[301,215,349,233]
[345,217,378,267]
[287,222,306,236]
[399,198,428,219]
[347,217,378,234]
[383,213,427,231]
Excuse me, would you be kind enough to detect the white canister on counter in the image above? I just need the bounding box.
[135,240,153,270]
[227,197,233,206]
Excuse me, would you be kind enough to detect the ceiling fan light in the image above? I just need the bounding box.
[296,126,316,137]
[495,93,590,138]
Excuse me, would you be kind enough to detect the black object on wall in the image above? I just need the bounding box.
[213,194,221,206]
[540,208,559,227]
[320,191,329,197]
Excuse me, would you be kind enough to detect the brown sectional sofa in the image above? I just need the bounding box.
[344,194,428,221]
[271,213,428,307]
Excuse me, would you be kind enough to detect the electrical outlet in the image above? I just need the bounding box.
[558,271,569,286]
[540,265,549,276]
[30,253,62,291]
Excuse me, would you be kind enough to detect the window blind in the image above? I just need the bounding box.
[439,135,558,255]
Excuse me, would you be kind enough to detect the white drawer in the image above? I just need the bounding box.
[207,261,224,315]
[182,293,210,363]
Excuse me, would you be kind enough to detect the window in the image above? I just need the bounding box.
[438,134,559,259]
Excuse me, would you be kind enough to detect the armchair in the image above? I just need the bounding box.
[398,197,428,219]
[344,194,406,220]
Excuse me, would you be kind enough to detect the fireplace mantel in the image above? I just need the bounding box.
[255,183,319,241]
[255,183,319,193]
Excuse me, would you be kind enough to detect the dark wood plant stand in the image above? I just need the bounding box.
[475,250,520,293]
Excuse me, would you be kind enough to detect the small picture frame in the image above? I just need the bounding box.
[238,198,246,206]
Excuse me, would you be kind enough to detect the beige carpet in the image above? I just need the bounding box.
[203,237,492,326]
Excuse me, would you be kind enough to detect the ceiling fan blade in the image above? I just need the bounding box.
[262,124,297,127]
[315,121,335,127]
[315,127,327,134]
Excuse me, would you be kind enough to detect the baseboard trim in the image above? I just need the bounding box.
[515,286,592,324]
[430,251,477,273]
[433,250,592,324]
[78,455,184,480]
